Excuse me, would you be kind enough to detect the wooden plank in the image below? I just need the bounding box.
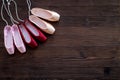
[1,6,120,17]
[31,0,120,6]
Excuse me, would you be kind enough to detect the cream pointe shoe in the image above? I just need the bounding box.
[31,8,60,22]
[4,25,15,55]
[29,15,55,34]
[11,24,26,53]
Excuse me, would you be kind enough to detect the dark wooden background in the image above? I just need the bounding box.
[0,0,120,80]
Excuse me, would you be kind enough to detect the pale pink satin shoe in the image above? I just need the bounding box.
[11,24,26,53]
[29,15,55,34]
[31,8,60,22]
[4,25,15,55]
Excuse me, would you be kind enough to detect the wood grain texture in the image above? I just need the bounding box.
[0,0,120,80]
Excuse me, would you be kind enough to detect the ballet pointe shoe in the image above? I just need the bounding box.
[4,25,15,55]
[31,8,60,22]
[18,23,38,48]
[11,24,26,53]
[24,20,47,42]
[29,15,55,34]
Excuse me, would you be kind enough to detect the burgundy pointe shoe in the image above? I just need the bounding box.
[24,20,47,42]
[18,23,38,48]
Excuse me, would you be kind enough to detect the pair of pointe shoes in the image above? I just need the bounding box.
[4,25,26,55]
[29,8,60,34]
[4,8,60,55]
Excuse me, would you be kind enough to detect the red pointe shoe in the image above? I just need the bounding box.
[18,23,38,48]
[24,20,47,42]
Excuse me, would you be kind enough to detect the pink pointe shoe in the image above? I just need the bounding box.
[29,15,55,34]
[18,23,38,48]
[31,8,60,22]
[4,25,15,55]
[11,24,26,53]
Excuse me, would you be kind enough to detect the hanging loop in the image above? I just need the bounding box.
[27,0,32,17]
[12,0,24,22]
[1,1,9,25]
